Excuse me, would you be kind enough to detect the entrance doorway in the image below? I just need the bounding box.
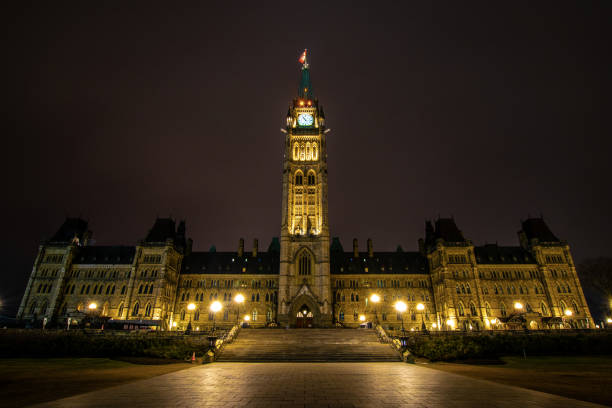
[296,304,313,328]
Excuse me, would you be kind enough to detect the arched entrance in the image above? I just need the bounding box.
[296,304,314,328]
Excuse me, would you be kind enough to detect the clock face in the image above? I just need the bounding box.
[297,113,314,127]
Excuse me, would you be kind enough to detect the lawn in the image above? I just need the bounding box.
[0,358,192,407]
[424,355,612,406]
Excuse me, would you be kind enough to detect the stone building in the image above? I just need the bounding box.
[17,55,594,331]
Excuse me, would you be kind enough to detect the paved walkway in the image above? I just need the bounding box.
[32,362,604,408]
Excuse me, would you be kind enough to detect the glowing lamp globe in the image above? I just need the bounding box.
[187,303,196,311]
[370,294,380,303]
[359,315,366,322]
[244,315,250,321]
[416,303,425,311]
[234,294,245,303]
[564,309,573,316]
[394,301,407,313]
[88,303,97,310]
[210,301,222,313]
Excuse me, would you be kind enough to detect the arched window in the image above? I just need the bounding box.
[132,303,140,316]
[121,285,126,295]
[560,300,568,315]
[252,310,258,321]
[485,303,492,317]
[312,143,318,160]
[466,284,471,294]
[541,302,549,316]
[469,302,477,316]
[293,142,299,160]
[339,311,344,321]
[298,251,312,275]
[572,301,580,315]
[139,285,143,294]
[306,142,311,160]
[461,284,466,294]
[458,302,465,317]
[180,310,186,320]
[194,310,200,321]
[295,172,303,185]
[307,172,316,185]
[118,303,124,318]
[350,293,354,302]
[149,285,154,294]
[29,301,37,315]
[500,303,507,317]
[144,303,152,317]
[526,303,533,313]
[456,284,460,294]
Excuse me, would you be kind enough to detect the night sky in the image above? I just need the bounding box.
[3,2,611,315]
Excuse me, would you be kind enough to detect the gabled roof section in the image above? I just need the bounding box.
[181,251,280,275]
[521,218,559,242]
[49,218,89,244]
[474,244,535,264]
[144,218,176,243]
[331,252,429,275]
[434,218,466,243]
[73,246,135,264]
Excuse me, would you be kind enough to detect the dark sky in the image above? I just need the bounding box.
[3,1,611,315]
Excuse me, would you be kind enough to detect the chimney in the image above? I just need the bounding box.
[252,238,258,257]
[353,238,358,258]
[367,238,373,258]
[238,238,244,258]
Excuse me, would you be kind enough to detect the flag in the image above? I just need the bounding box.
[298,49,307,64]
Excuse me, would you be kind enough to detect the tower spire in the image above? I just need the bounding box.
[298,49,313,99]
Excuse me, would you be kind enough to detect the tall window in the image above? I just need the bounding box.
[307,172,316,185]
[132,303,140,316]
[145,303,152,317]
[298,251,312,275]
[295,173,303,185]
[500,303,507,317]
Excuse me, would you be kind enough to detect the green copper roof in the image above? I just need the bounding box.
[298,66,313,99]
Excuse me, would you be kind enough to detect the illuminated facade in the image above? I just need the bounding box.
[17,57,594,331]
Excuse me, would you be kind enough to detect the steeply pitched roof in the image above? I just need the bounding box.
[181,251,280,275]
[49,218,89,244]
[144,218,176,243]
[331,252,428,275]
[433,218,466,243]
[73,246,135,264]
[521,218,559,242]
[474,245,535,264]
[298,66,313,99]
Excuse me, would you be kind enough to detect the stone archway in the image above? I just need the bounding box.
[289,294,320,328]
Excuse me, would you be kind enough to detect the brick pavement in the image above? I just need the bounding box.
[31,362,604,408]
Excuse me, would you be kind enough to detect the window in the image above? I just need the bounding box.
[194,310,200,321]
[541,302,549,316]
[485,303,492,317]
[458,302,465,317]
[132,303,140,316]
[339,311,344,321]
[469,303,477,316]
[298,251,312,275]
[118,303,124,317]
[252,310,258,321]
[295,173,303,185]
[500,303,507,317]
[145,303,152,317]
[307,173,316,185]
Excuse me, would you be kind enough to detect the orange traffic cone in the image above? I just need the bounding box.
[191,352,196,363]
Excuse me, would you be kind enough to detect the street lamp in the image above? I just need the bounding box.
[514,302,523,311]
[88,303,97,311]
[370,294,380,324]
[210,301,222,333]
[394,301,407,335]
[186,303,196,333]
[416,303,426,332]
[359,314,366,323]
[234,294,245,324]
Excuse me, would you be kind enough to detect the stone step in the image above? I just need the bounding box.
[216,328,401,362]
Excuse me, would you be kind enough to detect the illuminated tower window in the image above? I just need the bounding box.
[298,252,312,275]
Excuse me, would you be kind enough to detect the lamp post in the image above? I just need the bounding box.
[234,294,245,325]
[563,309,573,329]
[88,302,97,329]
[370,294,380,325]
[210,301,222,333]
[416,303,426,332]
[394,301,407,336]
[186,303,196,333]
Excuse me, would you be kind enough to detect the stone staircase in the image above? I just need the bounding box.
[216,328,401,362]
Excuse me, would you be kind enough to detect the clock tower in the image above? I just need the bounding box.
[278,51,332,327]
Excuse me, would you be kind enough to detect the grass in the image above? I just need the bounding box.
[424,355,612,406]
[0,358,192,407]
